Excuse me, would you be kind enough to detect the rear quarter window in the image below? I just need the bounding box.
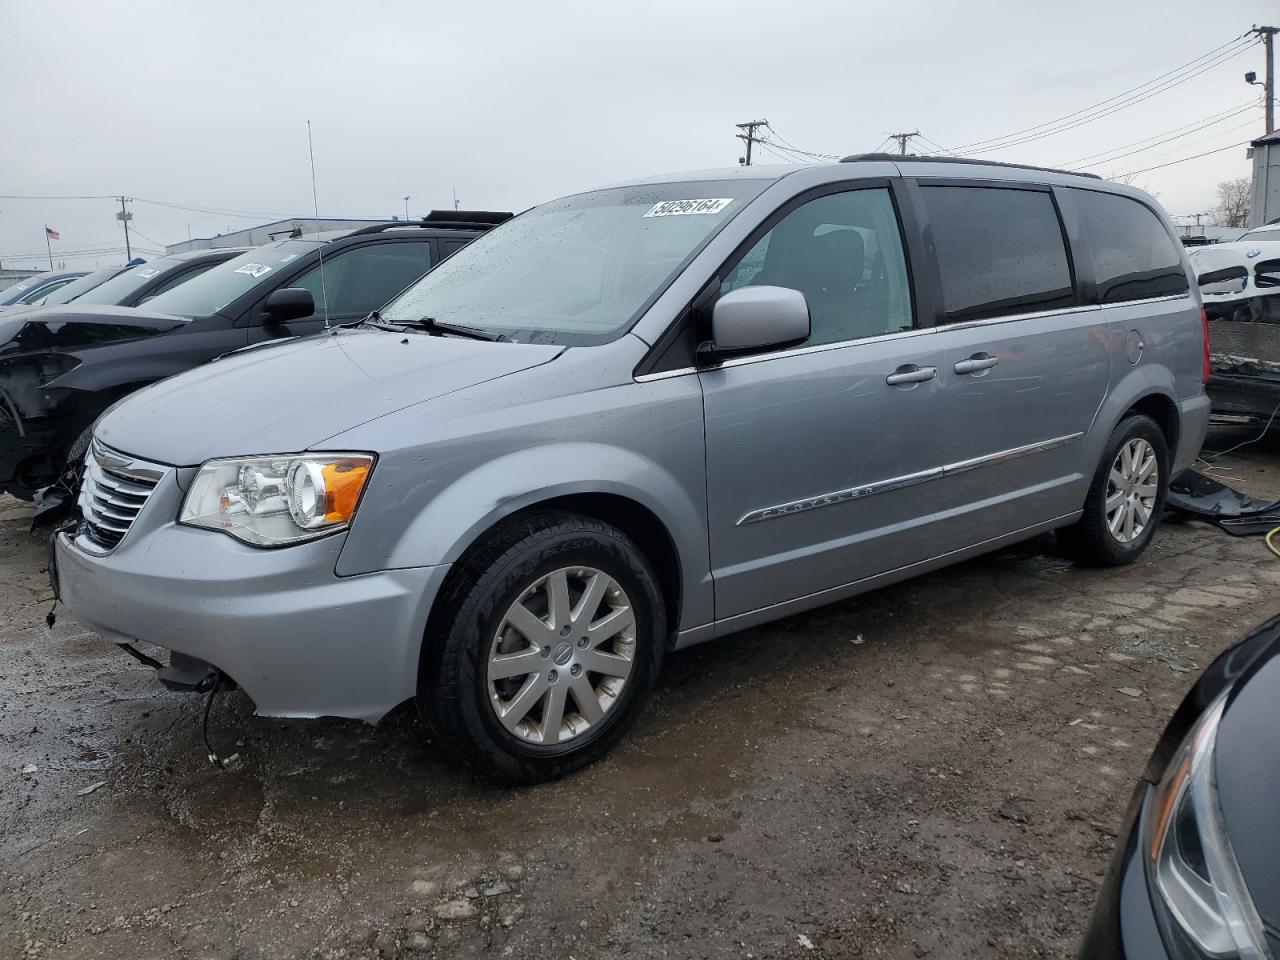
[1068,189,1188,303]
[920,185,1075,323]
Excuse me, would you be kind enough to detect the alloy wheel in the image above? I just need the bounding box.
[487,566,636,745]
[1105,437,1158,544]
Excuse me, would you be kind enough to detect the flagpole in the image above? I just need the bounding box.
[45,228,52,270]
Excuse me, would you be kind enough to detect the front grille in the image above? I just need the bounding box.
[77,440,166,553]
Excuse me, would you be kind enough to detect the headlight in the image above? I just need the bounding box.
[1146,692,1272,960]
[179,453,374,547]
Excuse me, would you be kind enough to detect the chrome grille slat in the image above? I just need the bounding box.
[76,440,166,554]
[85,459,151,498]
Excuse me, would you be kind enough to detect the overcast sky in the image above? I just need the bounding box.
[1,0,1272,271]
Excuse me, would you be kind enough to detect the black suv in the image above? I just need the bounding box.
[0,211,511,499]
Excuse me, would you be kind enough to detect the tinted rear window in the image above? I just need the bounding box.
[920,186,1074,322]
[1069,189,1188,303]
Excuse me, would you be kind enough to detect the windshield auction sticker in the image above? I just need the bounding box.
[643,198,733,217]
[234,263,273,278]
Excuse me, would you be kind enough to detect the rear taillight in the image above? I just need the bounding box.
[1200,307,1211,384]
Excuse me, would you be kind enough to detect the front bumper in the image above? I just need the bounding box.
[1079,783,1171,959]
[53,472,448,723]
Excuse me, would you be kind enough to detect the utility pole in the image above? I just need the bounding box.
[1249,27,1280,134]
[888,131,920,155]
[116,196,133,261]
[1251,25,1278,134]
[736,119,768,166]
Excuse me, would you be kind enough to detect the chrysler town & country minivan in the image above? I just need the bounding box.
[52,155,1210,782]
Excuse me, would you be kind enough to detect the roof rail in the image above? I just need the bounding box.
[839,152,1102,180]
[346,211,514,237]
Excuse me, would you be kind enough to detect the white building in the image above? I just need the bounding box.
[1248,130,1280,228]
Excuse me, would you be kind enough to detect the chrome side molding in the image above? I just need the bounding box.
[736,432,1083,525]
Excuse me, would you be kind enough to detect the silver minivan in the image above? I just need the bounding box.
[54,156,1210,782]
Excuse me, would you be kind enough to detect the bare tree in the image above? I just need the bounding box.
[1215,177,1251,228]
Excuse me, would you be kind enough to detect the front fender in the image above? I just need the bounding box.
[336,442,713,631]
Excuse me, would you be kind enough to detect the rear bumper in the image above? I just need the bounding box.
[1175,393,1211,473]
[53,474,448,722]
[1207,371,1280,425]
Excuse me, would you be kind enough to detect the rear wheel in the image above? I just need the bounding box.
[418,512,666,784]
[1058,413,1169,566]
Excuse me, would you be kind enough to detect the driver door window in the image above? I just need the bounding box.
[720,188,913,345]
[289,241,433,322]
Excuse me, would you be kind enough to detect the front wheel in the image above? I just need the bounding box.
[418,512,666,784]
[1057,413,1169,566]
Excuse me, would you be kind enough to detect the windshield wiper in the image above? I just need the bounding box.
[407,316,511,342]
[343,309,402,331]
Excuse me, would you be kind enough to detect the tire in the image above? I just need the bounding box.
[1057,413,1170,567]
[418,511,666,784]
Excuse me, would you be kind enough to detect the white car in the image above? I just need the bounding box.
[1188,228,1280,426]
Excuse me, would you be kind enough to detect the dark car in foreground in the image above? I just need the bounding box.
[1080,612,1280,959]
[0,212,508,499]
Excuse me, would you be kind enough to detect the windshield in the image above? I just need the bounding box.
[72,256,185,306]
[381,180,765,344]
[0,274,48,304]
[39,266,127,305]
[142,242,317,318]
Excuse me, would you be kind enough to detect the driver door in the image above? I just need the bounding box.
[700,185,950,620]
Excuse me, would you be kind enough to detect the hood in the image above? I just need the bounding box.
[97,327,563,465]
[0,304,188,358]
[1211,617,1280,945]
[1189,239,1280,271]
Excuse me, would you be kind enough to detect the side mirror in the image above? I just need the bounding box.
[264,287,316,323]
[702,285,810,360]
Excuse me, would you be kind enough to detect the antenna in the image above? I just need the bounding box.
[307,120,331,333]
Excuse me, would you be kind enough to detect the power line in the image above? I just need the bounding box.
[1112,140,1252,179]
[755,141,803,164]
[1097,117,1262,175]
[950,33,1256,154]
[756,137,840,161]
[0,193,115,201]
[962,38,1260,156]
[1058,100,1261,167]
[913,134,954,155]
[131,196,293,220]
[0,192,292,220]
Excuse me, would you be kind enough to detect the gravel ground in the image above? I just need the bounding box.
[2,432,1278,960]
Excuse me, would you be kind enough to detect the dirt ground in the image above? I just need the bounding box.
[2,432,1278,960]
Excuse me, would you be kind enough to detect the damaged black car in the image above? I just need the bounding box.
[0,212,508,500]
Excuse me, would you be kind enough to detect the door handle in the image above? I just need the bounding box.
[953,353,1000,375]
[885,364,938,386]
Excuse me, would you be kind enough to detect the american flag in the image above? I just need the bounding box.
[45,226,60,240]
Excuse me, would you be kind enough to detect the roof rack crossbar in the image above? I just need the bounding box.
[839,152,1102,180]
[346,210,515,237]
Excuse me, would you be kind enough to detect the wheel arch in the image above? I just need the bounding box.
[419,491,685,688]
[342,441,713,663]
[1087,365,1182,468]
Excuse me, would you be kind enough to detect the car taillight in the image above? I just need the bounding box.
[1200,307,1210,384]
